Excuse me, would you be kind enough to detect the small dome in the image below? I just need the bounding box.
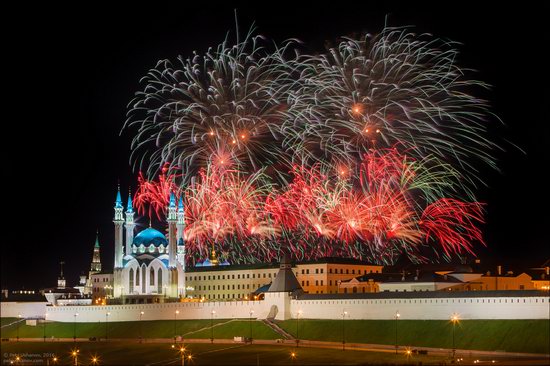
[133,228,168,247]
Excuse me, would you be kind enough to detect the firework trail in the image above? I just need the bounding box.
[281,27,500,197]
[124,26,496,264]
[133,164,181,220]
[124,28,296,181]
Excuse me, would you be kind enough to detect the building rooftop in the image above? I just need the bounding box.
[298,290,549,301]
[188,257,382,273]
[268,255,302,293]
[382,272,464,284]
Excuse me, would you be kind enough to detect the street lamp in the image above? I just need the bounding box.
[451,314,459,361]
[342,310,348,351]
[296,310,302,348]
[179,346,187,366]
[44,313,48,342]
[395,311,400,354]
[73,313,79,343]
[139,311,145,343]
[71,349,79,366]
[174,310,180,344]
[210,310,216,343]
[17,314,21,342]
[249,310,254,343]
[105,312,110,341]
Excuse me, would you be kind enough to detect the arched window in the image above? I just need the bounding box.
[150,267,155,289]
[129,268,134,290]
[136,267,140,286]
[142,265,146,293]
[158,268,163,294]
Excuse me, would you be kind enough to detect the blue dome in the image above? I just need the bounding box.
[133,228,168,247]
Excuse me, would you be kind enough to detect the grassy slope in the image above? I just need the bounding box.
[2,318,548,354]
[275,319,550,354]
[0,318,279,340]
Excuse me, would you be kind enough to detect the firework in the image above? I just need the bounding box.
[281,27,499,197]
[124,28,295,181]
[124,26,496,264]
[133,164,181,220]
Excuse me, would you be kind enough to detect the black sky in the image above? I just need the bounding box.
[2,3,549,289]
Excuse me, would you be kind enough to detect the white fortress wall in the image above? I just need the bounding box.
[44,299,270,323]
[3,293,549,323]
[0,302,48,318]
[290,295,550,320]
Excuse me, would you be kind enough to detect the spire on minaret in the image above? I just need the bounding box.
[124,188,136,256]
[94,230,100,248]
[169,192,176,208]
[126,189,133,213]
[115,184,123,209]
[178,196,184,212]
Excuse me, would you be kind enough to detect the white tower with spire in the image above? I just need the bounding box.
[113,185,125,298]
[113,186,124,267]
[125,190,135,256]
[176,196,186,296]
[166,192,178,297]
[167,192,177,267]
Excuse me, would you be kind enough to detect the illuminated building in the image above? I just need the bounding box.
[112,188,186,303]
[185,258,382,300]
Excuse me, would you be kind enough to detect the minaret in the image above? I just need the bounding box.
[167,192,177,268]
[113,186,124,269]
[90,231,102,273]
[125,190,135,256]
[176,196,186,297]
[176,195,185,261]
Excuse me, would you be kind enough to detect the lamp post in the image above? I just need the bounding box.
[174,310,180,344]
[105,312,110,341]
[342,310,348,351]
[296,310,302,348]
[179,346,186,366]
[210,310,216,343]
[71,349,79,366]
[395,311,400,354]
[73,313,78,343]
[139,311,144,343]
[44,313,48,342]
[249,310,254,343]
[17,314,21,342]
[451,314,459,362]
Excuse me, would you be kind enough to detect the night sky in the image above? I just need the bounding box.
[3,3,548,290]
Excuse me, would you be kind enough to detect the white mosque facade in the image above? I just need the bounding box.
[112,189,186,302]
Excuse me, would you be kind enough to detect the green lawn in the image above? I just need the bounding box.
[0,342,448,365]
[3,318,548,354]
[276,319,550,354]
[1,318,279,340]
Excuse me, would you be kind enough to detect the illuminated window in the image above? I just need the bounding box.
[139,245,145,253]
[149,244,155,253]
[159,245,164,253]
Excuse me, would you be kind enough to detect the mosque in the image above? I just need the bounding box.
[112,188,186,302]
